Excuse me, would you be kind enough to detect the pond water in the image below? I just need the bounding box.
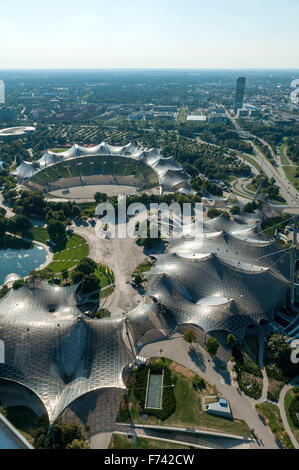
[145,372,163,409]
[0,244,47,285]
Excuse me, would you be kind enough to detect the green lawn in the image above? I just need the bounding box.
[48,234,89,273]
[94,264,114,288]
[99,285,115,298]
[30,226,49,244]
[51,148,69,153]
[108,433,194,450]
[284,388,299,445]
[256,402,294,449]
[121,359,251,438]
[280,143,299,190]
[133,261,152,275]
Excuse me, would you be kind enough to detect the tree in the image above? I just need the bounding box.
[226,333,237,346]
[268,334,291,361]
[71,271,83,284]
[11,215,32,235]
[0,403,7,417]
[71,205,81,218]
[206,337,219,356]
[134,273,144,285]
[47,220,66,244]
[230,205,240,215]
[207,208,222,219]
[76,258,97,275]
[192,376,205,390]
[94,192,108,203]
[13,279,26,290]
[62,269,69,280]
[184,328,196,345]
[243,202,253,213]
[66,439,89,449]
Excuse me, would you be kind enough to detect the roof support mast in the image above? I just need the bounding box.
[290,216,297,313]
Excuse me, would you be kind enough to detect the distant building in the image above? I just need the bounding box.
[186,115,206,121]
[208,112,227,124]
[0,80,5,105]
[153,105,178,113]
[128,111,143,121]
[234,77,246,114]
[154,111,176,120]
[237,103,260,118]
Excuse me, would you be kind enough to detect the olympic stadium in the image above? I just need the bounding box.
[0,212,292,428]
[15,142,195,197]
[145,213,290,339]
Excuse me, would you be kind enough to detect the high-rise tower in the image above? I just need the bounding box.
[234,77,246,114]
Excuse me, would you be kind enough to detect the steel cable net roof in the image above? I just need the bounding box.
[0,281,133,422]
[125,302,166,346]
[16,142,194,195]
[169,214,290,280]
[146,214,290,339]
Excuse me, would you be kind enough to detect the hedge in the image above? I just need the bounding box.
[134,364,176,421]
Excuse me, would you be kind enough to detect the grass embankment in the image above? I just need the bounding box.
[6,406,39,445]
[237,151,262,173]
[30,226,49,244]
[255,402,294,449]
[284,388,299,445]
[108,433,194,450]
[118,357,251,438]
[280,143,299,190]
[108,433,193,449]
[30,227,89,273]
[133,261,152,275]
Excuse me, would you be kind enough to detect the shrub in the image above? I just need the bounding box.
[230,205,241,215]
[184,328,196,344]
[289,396,299,428]
[12,279,26,290]
[192,375,205,390]
[206,338,219,356]
[226,333,237,346]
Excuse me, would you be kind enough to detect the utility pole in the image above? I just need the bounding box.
[290,216,297,313]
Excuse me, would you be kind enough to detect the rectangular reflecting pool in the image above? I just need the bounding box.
[145,369,164,410]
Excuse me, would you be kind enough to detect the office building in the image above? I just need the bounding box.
[234,77,246,114]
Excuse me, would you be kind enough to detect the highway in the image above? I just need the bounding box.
[223,107,299,207]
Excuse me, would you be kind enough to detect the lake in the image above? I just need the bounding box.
[0,244,47,285]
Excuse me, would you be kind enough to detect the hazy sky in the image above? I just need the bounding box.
[1,0,298,69]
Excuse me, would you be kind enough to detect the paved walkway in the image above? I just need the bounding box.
[256,332,269,404]
[140,335,279,449]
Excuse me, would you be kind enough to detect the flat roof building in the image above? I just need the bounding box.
[205,398,232,419]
